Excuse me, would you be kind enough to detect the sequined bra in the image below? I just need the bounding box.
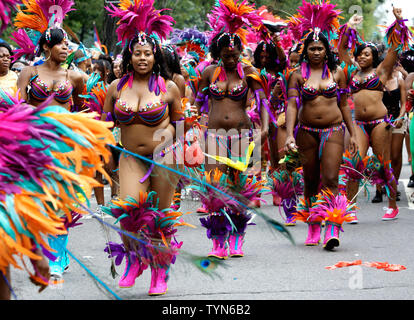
[301,82,338,101]
[350,72,384,94]
[29,67,73,104]
[209,81,249,101]
[113,87,169,126]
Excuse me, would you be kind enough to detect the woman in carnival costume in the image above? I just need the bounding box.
[338,6,412,221]
[102,0,197,296]
[193,0,270,260]
[169,26,212,213]
[284,1,358,250]
[250,10,287,209]
[11,0,89,281]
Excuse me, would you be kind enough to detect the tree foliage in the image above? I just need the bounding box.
[0,0,395,53]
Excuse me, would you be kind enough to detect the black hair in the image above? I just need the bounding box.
[253,41,286,71]
[0,42,13,56]
[354,43,380,68]
[288,43,302,56]
[37,28,66,55]
[122,36,171,80]
[209,32,243,61]
[162,45,182,75]
[95,54,113,83]
[299,32,338,72]
[400,49,414,74]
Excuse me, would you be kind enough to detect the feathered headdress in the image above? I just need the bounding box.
[206,0,262,46]
[105,0,175,49]
[291,0,342,43]
[11,0,75,60]
[0,0,19,33]
[170,27,209,63]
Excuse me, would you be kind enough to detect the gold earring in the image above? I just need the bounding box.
[45,51,51,61]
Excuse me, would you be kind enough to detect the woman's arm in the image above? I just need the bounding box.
[16,66,33,102]
[101,80,118,123]
[70,71,86,111]
[395,76,407,128]
[336,67,358,155]
[377,7,406,84]
[284,72,300,151]
[193,65,213,114]
[338,14,363,67]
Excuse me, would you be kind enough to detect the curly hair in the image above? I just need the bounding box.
[37,28,66,55]
[253,41,286,71]
[121,36,171,80]
[299,32,338,72]
[209,32,243,61]
[354,43,381,69]
[162,45,182,75]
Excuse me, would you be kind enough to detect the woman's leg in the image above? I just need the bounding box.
[346,125,369,204]
[370,122,397,209]
[296,129,321,199]
[268,125,280,170]
[94,171,105,206]
[391,132,405,181]
[320,130,345,195]
[0,267,10,300]
[118,154,150,248]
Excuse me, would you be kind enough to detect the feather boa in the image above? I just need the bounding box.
[10,29,38,62]
[315,189,358,225]
[365,154,396,198]
[383,19,413,54]
[0,0,19,33]
[266,169,304,202]
[342,150,369,182]
[0,90,115,275]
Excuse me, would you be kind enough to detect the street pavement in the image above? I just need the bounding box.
[8,152,414,302]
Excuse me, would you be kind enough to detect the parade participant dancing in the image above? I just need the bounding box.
[12,0,89,281]
[284,1,358,250]
[103,0,196,296]
[193,0,269,259]
[338,7,412,221]
[14,0,85,112]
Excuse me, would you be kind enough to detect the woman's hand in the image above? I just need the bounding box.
[285,135,297,153]
[30,251,50,293]
[394,118,404,129]
[348,135,359,157]
[393,6,403,21]
[348,14,363,29]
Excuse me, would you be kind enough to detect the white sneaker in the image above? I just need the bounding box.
[347,212,359,224]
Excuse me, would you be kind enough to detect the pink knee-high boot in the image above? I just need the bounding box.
[208,238,229,259]
[118,256,147,288]
[305,222,322,246]
[228,233,245,257]
[148,265,169,296]
[323,221,341,251]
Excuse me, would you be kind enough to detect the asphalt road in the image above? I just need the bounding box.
[8,152,414,303]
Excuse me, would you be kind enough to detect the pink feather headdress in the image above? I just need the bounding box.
[206,0,262,46]
[0,0,19,34]
[105,0,175,48]
[290,0,342,43]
